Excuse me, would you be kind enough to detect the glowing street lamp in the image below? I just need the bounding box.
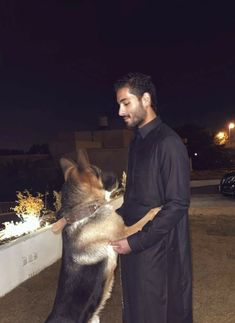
[228,122,235,143]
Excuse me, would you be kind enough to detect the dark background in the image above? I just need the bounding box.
[0,0,235,150]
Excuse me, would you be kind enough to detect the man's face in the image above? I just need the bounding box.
[116,87,147,128]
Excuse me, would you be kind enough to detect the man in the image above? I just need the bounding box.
[111,73,192,323]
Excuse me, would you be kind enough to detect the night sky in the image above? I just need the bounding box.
[0,0,235,150]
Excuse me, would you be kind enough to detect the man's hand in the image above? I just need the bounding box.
[110,238,132,254]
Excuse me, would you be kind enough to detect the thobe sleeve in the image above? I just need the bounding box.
[127,135,190,253]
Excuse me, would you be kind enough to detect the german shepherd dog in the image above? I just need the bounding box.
[45,152,160,323]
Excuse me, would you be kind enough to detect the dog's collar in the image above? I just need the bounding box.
[65,200,104,224]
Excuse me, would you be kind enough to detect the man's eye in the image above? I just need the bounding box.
[124,102,129,106]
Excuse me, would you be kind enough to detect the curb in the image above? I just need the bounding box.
[190,179,220,187]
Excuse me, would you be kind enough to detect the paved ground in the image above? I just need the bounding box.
[0,188,235,323]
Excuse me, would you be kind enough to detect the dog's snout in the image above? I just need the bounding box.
[101,172,118,192]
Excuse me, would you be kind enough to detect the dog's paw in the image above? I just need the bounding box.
[51,217,67,234]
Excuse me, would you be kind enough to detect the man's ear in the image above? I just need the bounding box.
[142,92,151,108]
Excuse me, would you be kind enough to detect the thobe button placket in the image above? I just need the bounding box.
[131,132,141,184]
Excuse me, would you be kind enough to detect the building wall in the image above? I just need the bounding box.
[49,129,132,179]
[93,129,132,148]
[87,147,129,180]
[0,154,50,166]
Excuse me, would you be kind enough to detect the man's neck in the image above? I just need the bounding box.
[139,112,157,128]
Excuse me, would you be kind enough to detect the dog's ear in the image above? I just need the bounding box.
[77,149,90,170]
[60,158,77,181]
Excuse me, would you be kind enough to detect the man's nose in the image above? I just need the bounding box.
[119,105,125,116]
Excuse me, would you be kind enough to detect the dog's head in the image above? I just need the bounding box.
[57,150,118,223]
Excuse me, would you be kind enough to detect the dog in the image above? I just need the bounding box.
[45,151,160,323]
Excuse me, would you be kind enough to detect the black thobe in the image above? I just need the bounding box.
[117,117,192,323]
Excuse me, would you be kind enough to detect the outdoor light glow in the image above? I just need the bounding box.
[0,190,51,244]
[228,122,235,130]
[228,122,235,143]
[194,153,198,156]
[216,131,226,140]
[215,131,227,145]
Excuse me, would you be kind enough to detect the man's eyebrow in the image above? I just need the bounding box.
[119,98,129,103]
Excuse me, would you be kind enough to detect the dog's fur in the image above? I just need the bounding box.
[45,152,160,323]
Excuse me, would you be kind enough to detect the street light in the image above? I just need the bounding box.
[228,122,235,143]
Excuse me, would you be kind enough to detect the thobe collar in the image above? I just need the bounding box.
[136,116,162,139]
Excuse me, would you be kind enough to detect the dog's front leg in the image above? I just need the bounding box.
[123,207,161,237]
[51,217,67,234]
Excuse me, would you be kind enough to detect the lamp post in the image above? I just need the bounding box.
[228,122,235,143]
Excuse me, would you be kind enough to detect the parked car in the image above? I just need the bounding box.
[219,171,235,196]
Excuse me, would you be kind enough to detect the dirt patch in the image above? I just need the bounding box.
[191,219,235,323]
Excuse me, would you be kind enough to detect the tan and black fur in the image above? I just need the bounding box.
[45,152,160,323]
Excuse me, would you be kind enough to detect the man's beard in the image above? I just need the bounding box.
[126,102,147,128]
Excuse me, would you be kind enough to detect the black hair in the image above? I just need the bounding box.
[114,72,158,111]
